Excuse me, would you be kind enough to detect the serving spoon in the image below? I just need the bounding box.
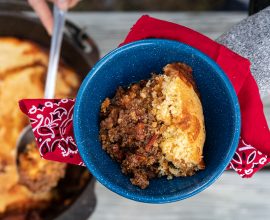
[16,4,66,192]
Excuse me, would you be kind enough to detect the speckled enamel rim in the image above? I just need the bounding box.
[73,39,241,203]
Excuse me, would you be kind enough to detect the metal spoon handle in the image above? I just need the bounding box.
[44,5,66,99]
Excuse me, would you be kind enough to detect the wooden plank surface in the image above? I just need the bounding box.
[67,12,270,220]
[92,172,270,220]
[67,12,247,57]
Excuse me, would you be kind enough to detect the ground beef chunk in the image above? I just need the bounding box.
[99,79,162,189]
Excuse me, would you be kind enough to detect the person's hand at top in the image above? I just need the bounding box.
[28,0,80,35]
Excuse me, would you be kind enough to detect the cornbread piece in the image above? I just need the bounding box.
[0,66,45,195]
[0,38,47,77]
[0,184,52,215]
[18,142,66,193]
[0,37,80,214]
[155,63,205,177]
[100,62,205,189]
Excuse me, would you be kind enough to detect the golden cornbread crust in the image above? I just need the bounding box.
[100,62,206,189]
[0,37,80,215]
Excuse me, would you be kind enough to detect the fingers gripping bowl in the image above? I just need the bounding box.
[73,39,241,203]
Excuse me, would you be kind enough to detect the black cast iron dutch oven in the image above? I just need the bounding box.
[0,1,99,219]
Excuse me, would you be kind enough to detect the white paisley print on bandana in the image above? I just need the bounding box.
[20,99,84,166]
[227,138,270,177]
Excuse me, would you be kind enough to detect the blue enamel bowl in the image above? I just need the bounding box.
[73,39,240,203]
